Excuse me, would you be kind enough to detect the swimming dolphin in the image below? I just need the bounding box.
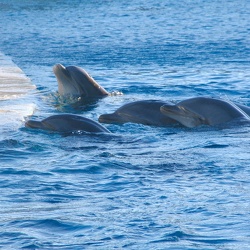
[53,64,109,98]
[98,100,179,126]
[25,114,110,133]
[160,97,250,128]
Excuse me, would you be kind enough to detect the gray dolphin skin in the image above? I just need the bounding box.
[25,114,110,133]
[235,103,250,116]
[99,100,179,126]
[160,97,250,128]
[53,64,109,97]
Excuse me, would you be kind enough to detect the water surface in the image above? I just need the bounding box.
[0,0,250,249]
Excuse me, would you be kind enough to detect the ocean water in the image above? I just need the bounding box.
[0,0,250,249]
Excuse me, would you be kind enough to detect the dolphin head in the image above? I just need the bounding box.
[160,104,207,128]
[53,64,109,98]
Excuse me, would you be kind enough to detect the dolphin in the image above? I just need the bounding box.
[53,64,109,98]
[160,97,250,128]
[25,114,110,133]
[98,100,179,126]
[235,103,250,116]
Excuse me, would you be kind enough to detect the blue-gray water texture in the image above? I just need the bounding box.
[0,1,250,249]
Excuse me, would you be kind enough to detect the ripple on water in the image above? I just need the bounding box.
[150,230,236,245]
[202,141,229,149]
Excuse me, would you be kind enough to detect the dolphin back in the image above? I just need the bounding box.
[26,114,111,133]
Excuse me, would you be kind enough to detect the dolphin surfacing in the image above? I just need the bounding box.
[25,114,110,133]
[160,97,250,128]
[53,64,109,98]
[99,100,178,126]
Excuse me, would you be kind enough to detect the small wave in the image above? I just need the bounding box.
[150,230,236,244]
[11,219,90,233]
[202,141,229,149]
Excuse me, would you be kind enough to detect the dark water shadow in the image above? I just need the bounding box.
[45,92,107,113]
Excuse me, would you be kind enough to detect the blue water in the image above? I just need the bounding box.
[1,0,250,249]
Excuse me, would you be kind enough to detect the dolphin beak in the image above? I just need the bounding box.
[98,113,121,124]
[53,64,68,76]
[98,114,113,123]
[53,64,78,95]
[25,120,44,129]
